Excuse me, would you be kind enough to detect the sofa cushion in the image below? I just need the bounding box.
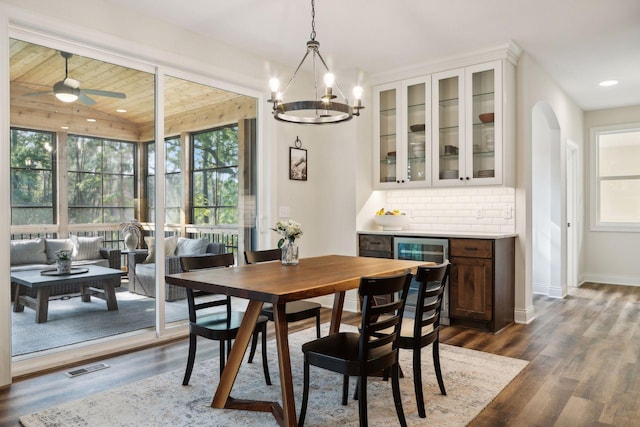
[143,236,178,263]
[175,237,209,256]
[10,238,47,265]
[70,235,104,261]
[45,238,75,264]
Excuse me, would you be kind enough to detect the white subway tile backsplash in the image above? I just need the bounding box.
[382,187,515,234]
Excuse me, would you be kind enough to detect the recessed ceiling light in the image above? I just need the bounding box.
[116,109,127,113]
[86,118,96,122]
[61,126,69,130]
[599,80,618,87]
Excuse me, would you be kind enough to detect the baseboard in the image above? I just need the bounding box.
[581,274,640,287]
[514,305,535,324]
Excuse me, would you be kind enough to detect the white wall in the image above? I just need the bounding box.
[583,105,640,285]
[515,53,585,323]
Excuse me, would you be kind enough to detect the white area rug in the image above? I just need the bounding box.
[20,325,528,427]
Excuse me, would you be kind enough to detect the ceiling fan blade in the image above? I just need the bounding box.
[78,93,97,105]
[81,88,126,99]
[24,90,54,97]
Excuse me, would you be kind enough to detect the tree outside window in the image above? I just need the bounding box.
[10,128,55,225]
[67,135,136,224]
[192,125,239,225]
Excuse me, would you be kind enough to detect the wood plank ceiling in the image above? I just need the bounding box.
[9,39,254,141]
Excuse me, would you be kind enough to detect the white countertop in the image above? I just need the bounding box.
[358,229,517,239]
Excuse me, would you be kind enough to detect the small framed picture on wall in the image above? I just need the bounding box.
[289,147,307,181]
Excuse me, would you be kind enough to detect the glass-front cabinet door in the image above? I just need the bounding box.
[432,61,502,186]
[432,69,464,186]
[466,61,502,185]
[374,82,401,187]
[403,77,431,186]
[374,77,430,189]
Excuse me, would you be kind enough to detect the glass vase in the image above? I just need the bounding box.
[281,240,299,265]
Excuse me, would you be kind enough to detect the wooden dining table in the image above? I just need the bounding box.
[165,254,427,427]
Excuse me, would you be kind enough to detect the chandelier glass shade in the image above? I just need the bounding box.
[269,0,364,124]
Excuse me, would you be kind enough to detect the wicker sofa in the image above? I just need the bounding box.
[10,236,122,300]
[129,237,225,301]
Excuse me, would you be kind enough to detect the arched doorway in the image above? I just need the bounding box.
[531,102,564,297]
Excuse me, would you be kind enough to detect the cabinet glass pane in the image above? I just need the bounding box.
[407,83,426,182]
[438,76,459,180]
[471,69,495,179]
[379,88,397,183]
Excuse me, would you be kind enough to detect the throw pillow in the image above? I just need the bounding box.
[70,235,104,261]
[10,238,47,265]
[175,237,210,256]
[143,235,178,263]
[45,238,75,264]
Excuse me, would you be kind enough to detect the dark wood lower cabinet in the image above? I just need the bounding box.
[357,233,515,333]
[449,237,515,332]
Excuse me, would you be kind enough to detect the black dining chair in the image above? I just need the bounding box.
[179,253,271,386]
[244,248,321,363]
[297,269,412,427]
[397,261,450,418]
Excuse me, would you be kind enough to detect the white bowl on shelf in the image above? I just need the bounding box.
[374,214,410,231]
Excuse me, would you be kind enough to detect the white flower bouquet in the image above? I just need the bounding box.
[272,219,303,248]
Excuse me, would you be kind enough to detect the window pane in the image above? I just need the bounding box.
[192,125,239,226]
[68,172,102,207]
[600,179,640,223]
[10,128,55,225]
[165,174,182,208]
[69,207,102,224]
[67,136,135,224]
[68,137,102,173]
[103,141,135,174]
[11,169,52,205]
[11,207,53,225]
[166,137,181,173]
[103,175,135,205]
[599,130,640,177]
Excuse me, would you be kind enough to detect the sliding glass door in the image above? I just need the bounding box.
[9,38,258,358]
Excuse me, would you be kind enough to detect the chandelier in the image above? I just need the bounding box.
[268,0,364,124]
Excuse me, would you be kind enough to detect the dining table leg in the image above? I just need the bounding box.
[273,302,298,426]
[329,291,346,334]
[211,300,263,409]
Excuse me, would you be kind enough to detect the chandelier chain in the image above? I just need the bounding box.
[310,0,316,41]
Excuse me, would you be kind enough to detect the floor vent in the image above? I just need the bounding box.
[66,363,109,378]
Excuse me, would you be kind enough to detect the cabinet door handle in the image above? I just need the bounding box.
[464,247,478,251]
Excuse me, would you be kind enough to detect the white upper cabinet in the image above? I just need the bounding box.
[432,60,503,186]
[373,76,431,189]
[372,49,517,189]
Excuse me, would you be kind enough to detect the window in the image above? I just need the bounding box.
[591,124,640,231]
[192,125,239,225]
[67,135,136,224]
[10,128,55,225]
[146,137,182,224]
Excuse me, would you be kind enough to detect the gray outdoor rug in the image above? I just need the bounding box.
[11,289,190,356]
[20,324,528,427]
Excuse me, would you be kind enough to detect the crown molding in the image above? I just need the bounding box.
[369,41,522,86]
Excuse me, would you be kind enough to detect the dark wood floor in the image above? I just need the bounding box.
[2,282,639,426]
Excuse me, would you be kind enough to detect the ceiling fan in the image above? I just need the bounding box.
[26,51,126,105]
